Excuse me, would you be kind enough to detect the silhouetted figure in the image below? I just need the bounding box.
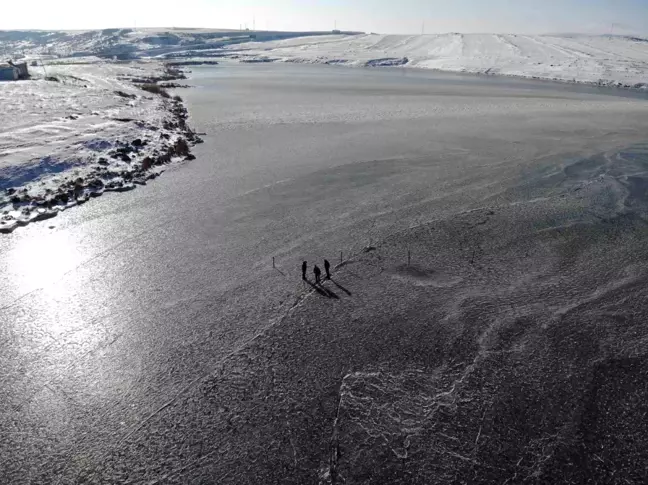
[314,265,322,284]
[302,261,307,280]
[324,259,331,279]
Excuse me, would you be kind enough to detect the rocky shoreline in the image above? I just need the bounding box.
[0,64,203,234]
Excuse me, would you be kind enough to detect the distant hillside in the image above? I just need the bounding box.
[218,33,648,89]
[0,28,363,60]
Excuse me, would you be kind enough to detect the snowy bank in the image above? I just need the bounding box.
[0,61,201,233]
[223,33,648,88]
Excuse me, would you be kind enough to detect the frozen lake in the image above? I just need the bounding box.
[2,63,648,483]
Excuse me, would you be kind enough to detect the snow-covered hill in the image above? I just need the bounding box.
[4,29,646,88]
[223,33,648,88]
[0,28,359,60]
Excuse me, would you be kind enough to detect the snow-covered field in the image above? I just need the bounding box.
[0,61,198,233]
[224,33,648,88]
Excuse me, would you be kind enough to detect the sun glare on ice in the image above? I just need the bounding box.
[8,229,86,297]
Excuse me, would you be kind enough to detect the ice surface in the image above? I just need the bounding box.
[3,57,648,484]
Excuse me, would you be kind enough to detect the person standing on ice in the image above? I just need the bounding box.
[313,265,322,284]
[302,261,308,280]
[324,259,331,279]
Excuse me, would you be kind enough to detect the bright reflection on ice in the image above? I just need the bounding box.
[8,229,86,298]
[4,228,109,355]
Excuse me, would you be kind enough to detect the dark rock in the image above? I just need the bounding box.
[5,188,15,195]
[167,60,219,67]
[173,138,190,156]
[121,154,132,163]
[161,83,190,89]
[132,138,143,147]
[141,157,154,171]
[157,154,171,165]
[98,158,109,165]
[114,90,136,99]
[88,179,104,189]
[113,184,135,193]
[185,154,196,161]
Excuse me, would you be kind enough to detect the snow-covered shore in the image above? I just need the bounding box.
[0,61,201,233]
[223,33,648,89]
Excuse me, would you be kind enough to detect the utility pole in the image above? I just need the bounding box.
[253,16,256,31]
[421,21,425,35]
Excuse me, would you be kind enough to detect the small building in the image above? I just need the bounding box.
[0,64,18,81]
[0,61,29,81]
[9,61,29,79]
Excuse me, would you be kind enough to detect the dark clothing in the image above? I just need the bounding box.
[324,259,331,279]
[314,265,322,284]
[302,261,307,280]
